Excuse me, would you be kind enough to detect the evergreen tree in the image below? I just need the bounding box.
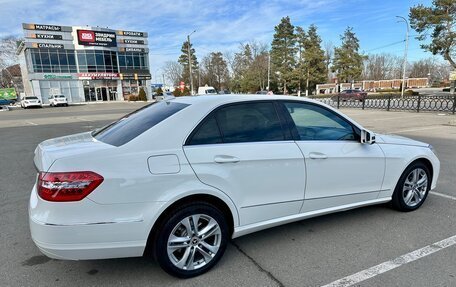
[138,88,147,101]
[409,1,456,69]
[332,27,364,83]
[271,16,297,94]
[178,41,199,86]
[302,25,327,95]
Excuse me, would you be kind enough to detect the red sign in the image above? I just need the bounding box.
[78,73,119,80]
[78,30,95,43]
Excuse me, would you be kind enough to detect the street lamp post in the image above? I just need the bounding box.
[396,16,409,99]
[187,30,196,95]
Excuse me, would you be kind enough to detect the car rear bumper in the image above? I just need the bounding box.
[29,186,165,260]
[25,103,42,107]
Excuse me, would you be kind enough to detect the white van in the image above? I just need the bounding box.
[198,86,217,95]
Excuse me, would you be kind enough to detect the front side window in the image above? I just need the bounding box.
[284,102,358,141]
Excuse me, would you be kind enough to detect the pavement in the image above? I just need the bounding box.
[0,103,455,287]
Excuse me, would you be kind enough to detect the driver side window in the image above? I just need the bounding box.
[284,102,358,141]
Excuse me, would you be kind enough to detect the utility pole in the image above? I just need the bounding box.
[396,16,409,99]
[305,69,310,97]
[267,53,270,91]
[187,30,196,95]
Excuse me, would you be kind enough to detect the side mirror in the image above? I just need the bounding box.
[361,129,376,144]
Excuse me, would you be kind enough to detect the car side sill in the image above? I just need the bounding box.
[232,197,391,238]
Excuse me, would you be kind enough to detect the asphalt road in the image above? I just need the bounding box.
[1,103,455,287]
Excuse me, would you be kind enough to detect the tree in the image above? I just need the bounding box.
[200,52,229,90]
[173,89,182,97]
[332,27,365,83]
[178,41,199,86]
[155,87,163,95]
[324,41,334,81]
[409,0,456,69]
[138,88,147,101]
[163,61,183,86]
[408,57,451,83]
[0,36,20,70]
[181,86,191,96]
[301,25,327,95]
[271,16,297,94]
[362,53,403,80]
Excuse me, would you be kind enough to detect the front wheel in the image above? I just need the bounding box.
[153,203,228,278]
[392,162,431,211]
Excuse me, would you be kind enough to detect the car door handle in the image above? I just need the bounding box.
[214,155,240,163]
[309,152,328,159]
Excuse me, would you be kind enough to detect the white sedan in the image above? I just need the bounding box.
[29,95,439,278]
[21,96,42,108]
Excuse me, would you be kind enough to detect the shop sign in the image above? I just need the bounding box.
[119,72,151,80]
[118,30,144,37]
[78,72,119,80]
[34,34,63,40]
[119,47,145,52]
[25,23,62,31]
[32,43,64,49]
[0,88,17,100]
[123,39,145,45]
[77,30,117,47]
[43,74,72,79]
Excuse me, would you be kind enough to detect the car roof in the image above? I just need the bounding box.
[170,94,318,106]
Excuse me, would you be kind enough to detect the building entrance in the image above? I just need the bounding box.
[84,80,118,102]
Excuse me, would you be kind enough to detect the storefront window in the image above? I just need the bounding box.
[118,52,149,71]
[77,50,118,73]
[30,49,77,73]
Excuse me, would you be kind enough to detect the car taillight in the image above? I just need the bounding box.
[37,171,103,202]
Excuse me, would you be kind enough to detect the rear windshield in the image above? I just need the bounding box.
[25,97,38,100]
[93,101,190,146]
[57,95,66,98]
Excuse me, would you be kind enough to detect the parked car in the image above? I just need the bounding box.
[20,96,42,108]
[49,94,68,107]
[0,99,13,106]
[335,89,367,101]
[218,89,231,94]
[255,90,268,94]
[30,95,439,278]
[198,86,217,95]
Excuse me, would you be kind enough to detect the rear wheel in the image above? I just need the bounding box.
[153,202,228,278]
[392,162,431,211]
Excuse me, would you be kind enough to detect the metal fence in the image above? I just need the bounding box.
[312,95,456,114]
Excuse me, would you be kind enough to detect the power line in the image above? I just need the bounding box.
[364,39,405,53]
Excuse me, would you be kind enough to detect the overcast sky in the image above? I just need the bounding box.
[0,0,436,81]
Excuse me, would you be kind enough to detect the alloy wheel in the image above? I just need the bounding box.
[167,214,221,271]
[402,168,428,208]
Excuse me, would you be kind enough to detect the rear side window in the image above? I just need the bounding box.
[188,102,284,145]
[188,115,222,145]
[93,101,189,146]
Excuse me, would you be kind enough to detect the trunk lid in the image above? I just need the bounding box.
[34,132,114,172]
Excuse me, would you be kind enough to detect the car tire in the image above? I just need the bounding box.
[152,202,229,278]
[392,161,431,212]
